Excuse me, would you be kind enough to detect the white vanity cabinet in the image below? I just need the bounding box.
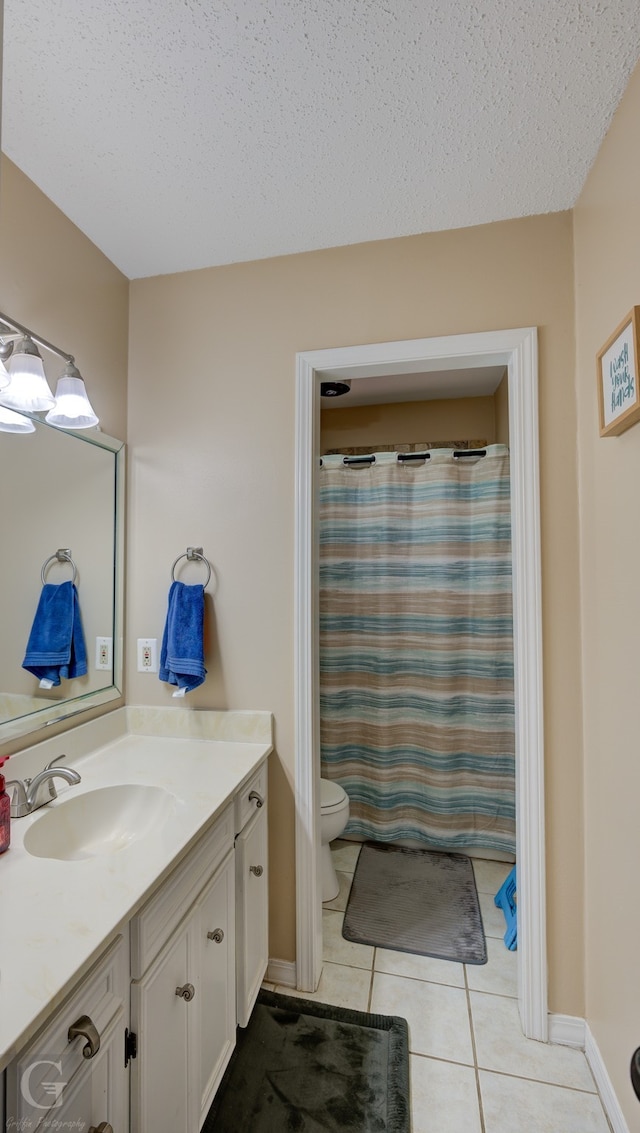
[129,802,237,1133]
[2,750,270,1133]
[5,934,129,1133]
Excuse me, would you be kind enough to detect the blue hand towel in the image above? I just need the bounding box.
[159,580,206,693]
[22,581,88,686]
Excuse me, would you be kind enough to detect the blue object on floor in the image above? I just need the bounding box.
[494,865,517,950]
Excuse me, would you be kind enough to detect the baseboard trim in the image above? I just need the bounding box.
[266,958,297,988]
[585,1024,630,1133]
[548,1013,586,1049]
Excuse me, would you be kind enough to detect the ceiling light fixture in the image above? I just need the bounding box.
[0,311,99,431]
[320,380,351,398]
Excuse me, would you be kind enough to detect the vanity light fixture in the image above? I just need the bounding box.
[0,312,99,431]
[45,362,99,429]
[2,336,55,412]
[0,403,36,434]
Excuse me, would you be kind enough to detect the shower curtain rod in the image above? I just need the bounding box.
[319,449,487,467]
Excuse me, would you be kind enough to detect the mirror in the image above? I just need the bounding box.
[0,418,124,742]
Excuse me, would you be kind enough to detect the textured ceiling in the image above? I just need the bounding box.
[3,1,640,280]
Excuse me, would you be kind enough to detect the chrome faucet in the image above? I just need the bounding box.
[6,757,81,818]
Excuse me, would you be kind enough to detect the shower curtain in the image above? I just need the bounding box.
[319,444,515,854]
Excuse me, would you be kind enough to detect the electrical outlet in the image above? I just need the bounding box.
[95,636,112,671]
[137,638,158,673]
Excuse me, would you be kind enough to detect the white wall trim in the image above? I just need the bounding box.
[548,1013,586,1049]
[585,1024,631,1133]
[267,958,298,988]
[294,329,547,1038]
[294,350,323,994]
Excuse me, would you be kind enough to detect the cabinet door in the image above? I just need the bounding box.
[235,804,269,1027]
[197,849,236,1123]
[130,911,198,1133]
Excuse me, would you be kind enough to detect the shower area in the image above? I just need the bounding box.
[319,378,516,884]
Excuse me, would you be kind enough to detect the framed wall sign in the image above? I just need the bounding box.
[597,306,640,437]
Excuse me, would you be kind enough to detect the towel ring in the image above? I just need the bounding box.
[171,547,212,589]
[41,549,77,586]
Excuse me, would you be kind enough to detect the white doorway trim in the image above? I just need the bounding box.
[294,327,547,1041]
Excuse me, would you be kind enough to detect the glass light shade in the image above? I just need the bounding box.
[1,337,55,411]
[0,404,36,433]
[45,369,99,429]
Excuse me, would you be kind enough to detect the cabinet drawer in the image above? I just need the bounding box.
[131,802,234,978]
[234,762,268,833]
[32,1009,128,1133]
[6,934,127,1123]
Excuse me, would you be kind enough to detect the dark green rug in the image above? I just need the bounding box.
[203,989,410,1132]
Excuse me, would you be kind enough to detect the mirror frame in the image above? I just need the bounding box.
[0,426,125,744]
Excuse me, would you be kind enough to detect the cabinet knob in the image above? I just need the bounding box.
[88,1124,114,1133]
[207,928,224,943]
[68,1014,101,1059]
[248,790,264,808]
[250,864,264,877]
[175,982,195,1001]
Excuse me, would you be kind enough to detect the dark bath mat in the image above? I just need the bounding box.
[202,989,410,1132]
[343,842,487,964]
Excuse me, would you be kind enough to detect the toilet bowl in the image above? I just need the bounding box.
[320,778,350,902]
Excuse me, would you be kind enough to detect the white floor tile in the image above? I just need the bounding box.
[371,972,474,1065]
[330,839,361,875]
[276,961,371,1012]
[323,909,374,969]
[466,936,518,998]
[374,946,465,988]
[473,857,513,896]
[478,889,509,939]
[411,1055,482,1133]
[470,992,596,1092]
[480,1070,611,1133]
[316,849,615,1133]
[322,870,352,912]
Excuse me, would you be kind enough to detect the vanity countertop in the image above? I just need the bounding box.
[0,709,272,1071]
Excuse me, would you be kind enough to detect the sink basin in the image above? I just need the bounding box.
[23,784,176,861]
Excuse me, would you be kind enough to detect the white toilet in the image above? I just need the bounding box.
[320,778,350,902]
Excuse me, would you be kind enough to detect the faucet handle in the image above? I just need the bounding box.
[43,757,71,801]
[5,780,29,818]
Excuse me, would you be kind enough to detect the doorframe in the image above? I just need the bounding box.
[294,327,547,1041]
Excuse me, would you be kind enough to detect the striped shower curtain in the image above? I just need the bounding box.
[319,444,515,854]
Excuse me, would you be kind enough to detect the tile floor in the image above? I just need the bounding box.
[265,841,613,1133]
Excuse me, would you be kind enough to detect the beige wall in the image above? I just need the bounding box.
[0,157,129,756]
[320,395,495,452]
[0,158,128,440]
[128,211,582,1009]
[574,59,640,1127]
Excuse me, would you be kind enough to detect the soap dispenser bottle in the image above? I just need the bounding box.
[0,772,10,853]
